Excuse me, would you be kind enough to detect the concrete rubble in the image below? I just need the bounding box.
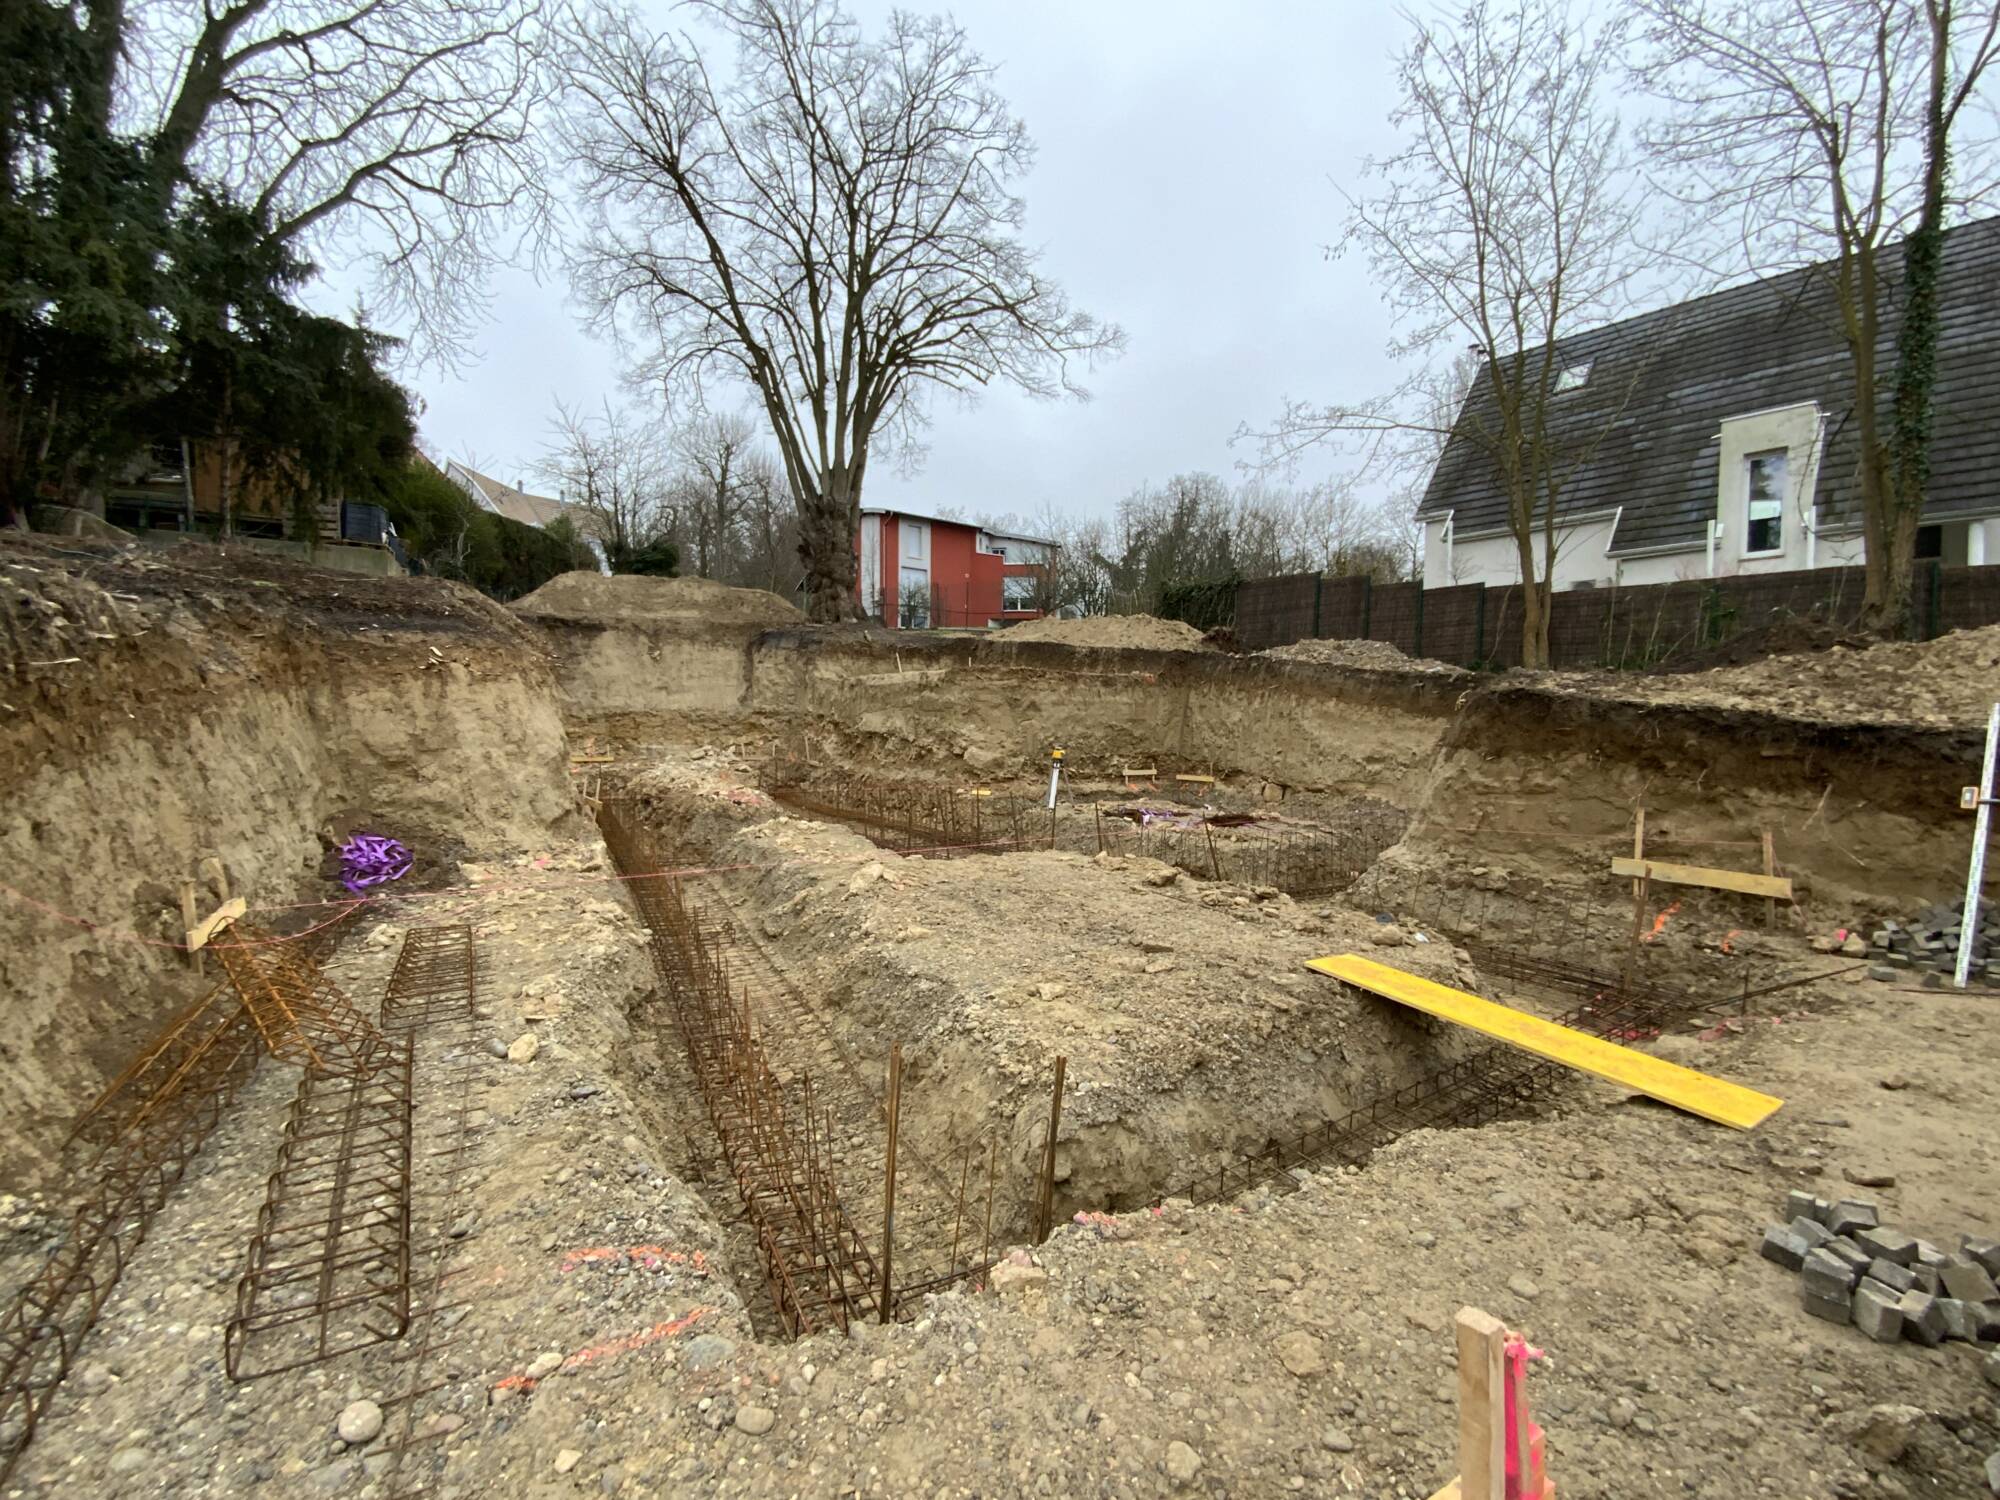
[1861,898,1998,986]
[1760,1192,2000,1350]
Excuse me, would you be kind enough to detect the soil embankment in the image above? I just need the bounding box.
[513,571,801,721]
[539,600,1990,926]
[1,538,578,1185]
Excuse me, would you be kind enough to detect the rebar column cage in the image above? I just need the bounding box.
[213,925,390,1074]
[225,1040,416,1380]
[0,909,362,1485]
[379,925,477,1032]
[599,798,883,1336]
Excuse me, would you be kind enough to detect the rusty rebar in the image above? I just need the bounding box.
[598,799,883,1337]
[0,912,362,1483]
[879,1043,902,1325]
[1034,1057,1067,1243]
[226,1037,415,1380]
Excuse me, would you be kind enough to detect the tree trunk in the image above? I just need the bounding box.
[797,479,859,622]
[1510,508,1551,670]
[1868,16,1952,639]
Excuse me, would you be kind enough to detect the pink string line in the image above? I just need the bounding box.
[0,883,368,953]
[0,831,1038,952]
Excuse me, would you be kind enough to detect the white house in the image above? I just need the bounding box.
[1417,216,2000,590]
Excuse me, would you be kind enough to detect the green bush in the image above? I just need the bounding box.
[379,461,594,600]
[1157,575,1240,630]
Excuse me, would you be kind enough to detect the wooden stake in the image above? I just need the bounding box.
[1624,872,1651,992]
[179,881,203,974]
[1761,829,1778,929]
[1631,806,1646,901]
[1454,1307,1508,1500]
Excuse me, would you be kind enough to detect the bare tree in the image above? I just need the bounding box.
[1250,0,1654,667]
[106,0,550,360]
[1635,0,2000,635]
[536,399,671,570]
[671,411,759,578]
[557,0,1123,622]
[735,450,800,594]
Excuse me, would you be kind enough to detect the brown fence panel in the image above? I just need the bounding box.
[1421,584,1486,666]
[1232,572,1320,651]
[1227,562,1994,668]
[1940,563,2000,634]
[1481,586,1525,669]
[1317,577,1371,640]
[1545,588,1612,669]
[1710,566,1868,637]
[1598,580,1709,668]
[1365,582,1423,654]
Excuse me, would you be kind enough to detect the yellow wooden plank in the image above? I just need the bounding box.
[1609,856,1793,901]
[1305,953,1783,1130]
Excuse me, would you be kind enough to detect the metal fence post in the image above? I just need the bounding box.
[1311,574,1324,639]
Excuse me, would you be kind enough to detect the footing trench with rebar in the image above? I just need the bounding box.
[0,914,485,1487]
[596,798,1069,1336]
[765,766,1403,898]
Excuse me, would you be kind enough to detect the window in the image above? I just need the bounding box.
[1002,575,1037,610]
[1553,360,1593,394]
[900,519,928,563]
[898,567,930,628]
[1914,524,1943,560]
[1745,450,1786,554]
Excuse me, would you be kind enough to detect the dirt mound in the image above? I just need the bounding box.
[998,613,1216,651]
[1550,623,2000,729]
[1261,637,1469,675]
[513,571,802,626]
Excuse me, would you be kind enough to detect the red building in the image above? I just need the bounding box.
[854,508,1055,628]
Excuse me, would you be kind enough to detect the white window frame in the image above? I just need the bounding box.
[1001,574,1037,611]
[1744,449,1787,557]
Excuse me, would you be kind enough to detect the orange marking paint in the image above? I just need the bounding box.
[1643,900,1682,942]
[491,1306,715,1396]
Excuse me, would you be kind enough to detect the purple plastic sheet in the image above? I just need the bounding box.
[338,833,413,893]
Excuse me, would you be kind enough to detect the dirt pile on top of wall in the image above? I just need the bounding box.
[1,534,541,671]
[1542,623,2000,729]
[996,613,1216,651]
[513,571,802,627]
[1261,637,1469,676]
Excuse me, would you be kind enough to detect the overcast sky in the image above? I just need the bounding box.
[359,2,1415,523]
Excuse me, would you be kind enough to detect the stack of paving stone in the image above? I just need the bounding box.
[1759,1191,2000,1347]
[1863,899,1996,985]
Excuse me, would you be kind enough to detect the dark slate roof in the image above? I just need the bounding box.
[1416,215,2000,555]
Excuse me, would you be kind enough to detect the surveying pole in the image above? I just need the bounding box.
[1045,746,1066,810]
[1955,702,1998,990]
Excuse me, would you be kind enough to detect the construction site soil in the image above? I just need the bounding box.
[998,615,1217,651]
[4,551,1996,1499]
